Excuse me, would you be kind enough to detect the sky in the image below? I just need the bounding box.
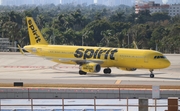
[0,0,169,5]
[162,0,168,3]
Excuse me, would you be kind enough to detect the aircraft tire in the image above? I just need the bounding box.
[79,70,87,75]
[150,74,154,78]
[103,68,111,74]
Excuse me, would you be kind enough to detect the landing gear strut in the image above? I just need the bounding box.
[79,64,87,75]
[149,69,154,78]
[103,68,111,74]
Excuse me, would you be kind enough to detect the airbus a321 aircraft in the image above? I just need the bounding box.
[23,17,170,78]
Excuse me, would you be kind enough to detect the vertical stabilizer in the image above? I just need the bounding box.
[26,17,48,45]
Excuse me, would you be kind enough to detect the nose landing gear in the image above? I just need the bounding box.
[149,69,154,78]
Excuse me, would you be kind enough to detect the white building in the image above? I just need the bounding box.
[149,1,169,14]
[149,5,169,13]
[135,1,180,17]
[168,4,180,16]
[136,0,163,4]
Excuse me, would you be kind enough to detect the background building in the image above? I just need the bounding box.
[135,1,180,17]
[0,38,10,52]
[136,0,163,4]
[96,0,134,6]
[1,0,60,6]
[61,0,94,5]
[119,0,134,6]
[168,4,180,16]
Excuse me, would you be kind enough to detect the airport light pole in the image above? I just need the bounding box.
[82,35,84,46]
[82,31,89,46]
[155,40,158,51]
[127,33,129,48]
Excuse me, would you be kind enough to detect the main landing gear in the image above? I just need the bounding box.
[78,67,112,75]
[79,70,87,75]
[103,68,111,74]
[79,64,87,75]
[149,69,154,78]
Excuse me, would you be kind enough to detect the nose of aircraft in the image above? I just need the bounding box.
[163,59,171,68]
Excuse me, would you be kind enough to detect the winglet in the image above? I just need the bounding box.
[133,41,138,49]
[17,45,25,55]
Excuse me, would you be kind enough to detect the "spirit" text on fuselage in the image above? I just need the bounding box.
[74,48,118,60]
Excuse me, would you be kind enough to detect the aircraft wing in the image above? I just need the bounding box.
[46,57,104,64]
[63,58,104,64]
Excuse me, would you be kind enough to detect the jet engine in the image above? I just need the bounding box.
[80,63,101,73]
[119,67,137,71]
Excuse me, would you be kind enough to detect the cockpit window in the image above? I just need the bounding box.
[162,56,166,58]
[154,56,166,59]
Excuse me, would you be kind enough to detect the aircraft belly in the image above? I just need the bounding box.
[100,63,112,67]
[115,59,144,68]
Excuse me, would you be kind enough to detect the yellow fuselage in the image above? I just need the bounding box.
[24,45,170,69]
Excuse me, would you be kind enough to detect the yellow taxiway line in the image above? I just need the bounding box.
[0,83,180,89]
[115,80,121,84]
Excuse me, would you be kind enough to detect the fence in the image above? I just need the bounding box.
[0,98,179,111]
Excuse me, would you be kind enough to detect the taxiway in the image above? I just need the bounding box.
[0,52,180,87]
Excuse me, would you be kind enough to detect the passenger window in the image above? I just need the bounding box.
[154,56,157,59]
[157,56,160,59]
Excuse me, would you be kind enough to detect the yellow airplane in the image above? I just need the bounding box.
[23,17,170,78]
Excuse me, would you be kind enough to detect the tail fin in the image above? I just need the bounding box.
[26,17,48,45]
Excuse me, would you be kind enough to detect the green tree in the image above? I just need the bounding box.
[151,12,170,22]
[150,26,169,51]
[136,10,152,24]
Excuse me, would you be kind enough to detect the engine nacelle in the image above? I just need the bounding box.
[80,63,101,73]
[119,67,137,71]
